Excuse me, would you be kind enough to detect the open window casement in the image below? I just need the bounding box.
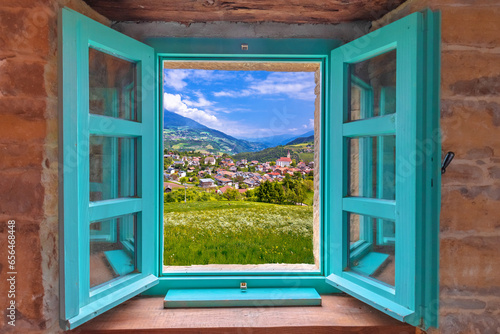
[59,7,440,330]
[325,10,441,329]
[59,8,158,329]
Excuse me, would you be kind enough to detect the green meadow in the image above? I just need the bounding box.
[163,201,314,266]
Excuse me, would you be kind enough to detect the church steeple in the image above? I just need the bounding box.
[287,150,290,159]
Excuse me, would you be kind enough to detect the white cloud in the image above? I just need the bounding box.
[213,89,252,98]
[163,70,189,91]
[213,72,316,101]
[302,118,314,129]
[163,93,218,127]
[184,92,213,108]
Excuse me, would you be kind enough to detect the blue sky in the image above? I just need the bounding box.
[163,68,315,139]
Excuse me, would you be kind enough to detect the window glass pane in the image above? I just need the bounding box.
[348,136,395,200]
[89,136,137,201]
[348,213,395,287]
[89,47,138,121]
[90,214,137,288]
[162,62,320,272]
[348,50,396,121]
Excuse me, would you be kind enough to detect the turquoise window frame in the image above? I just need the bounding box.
[58,7,440,330]
[147,38,342,294]
[58,8,159,329]
[325,10,441,329]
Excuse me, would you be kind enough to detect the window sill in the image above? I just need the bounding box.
[74,294,415,333]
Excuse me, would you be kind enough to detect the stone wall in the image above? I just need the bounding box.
[1,0,499,332]
[373,1,500,333]
[0,0,108,332]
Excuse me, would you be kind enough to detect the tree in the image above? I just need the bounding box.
[256,181,272,203]
[273,182,285,204]
[179,177,188,184]
[163,157,173,170]
[291,159,297,167]
[304,179,314,192]
[224,187,241,201]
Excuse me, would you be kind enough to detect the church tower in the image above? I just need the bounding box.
[287,150,290,159]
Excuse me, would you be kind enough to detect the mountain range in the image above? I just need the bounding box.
[236,130,314,147]
[163,110,313,155]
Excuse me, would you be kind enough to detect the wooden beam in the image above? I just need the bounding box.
[83,0,406,24]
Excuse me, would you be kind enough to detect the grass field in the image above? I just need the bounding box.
[163,201,314,266]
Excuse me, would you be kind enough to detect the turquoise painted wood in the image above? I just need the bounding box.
[105,250,135,276]
[327,275,413,322]
[164,288,321,308]
[88,115,142,137]
[326,10,441,330]
[88,198,142,221]
[68,274,158,329]
[145,276,339,295]
[154,38,338,293]
[59,8,158,330]
[342,114,396,137]
[342,197,396,220]
[351,252,390,276]
[377,87,397,246]
[149,38,341,56]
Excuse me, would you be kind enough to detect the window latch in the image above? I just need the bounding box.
[240,282,247,292]
[441,151,455,174]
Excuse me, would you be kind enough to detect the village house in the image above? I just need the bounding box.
[267,172,281,179]
[276,151,292,167]
[198,178,216,188]
[214,175,233,186]
[204,156,216,165]
[163,184,173,193]
[217,185,248,195]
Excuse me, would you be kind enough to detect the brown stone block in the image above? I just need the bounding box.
[441,100,500,155]
[488,166,500,179]
[0,222,46,330]
[44,57,58,99]
[0,142,44,169]
[441,51,500,98]
[442,162,485,184]
[0,97,47,120]
[41,167,59,218]
[0,6,52,58]
[0,169,44,218]
[440,297,486,310]
[1,0,51,7]
[435,312,499,334]
[440,236,500,290]
[441,5,500,47]
[0,58,46,97]
[63,0,111,26]
[440,188,500,233]
[464,146,494,159]
[454,185,500,202]
[0,114,46,141]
